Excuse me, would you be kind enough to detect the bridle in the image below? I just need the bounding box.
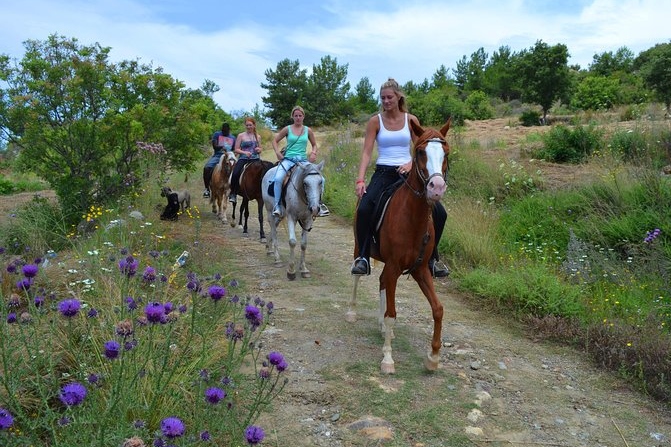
[404,137,448,197]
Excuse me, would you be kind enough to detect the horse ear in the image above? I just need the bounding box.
[316,160,325,171]
[409,119,424,138]
[439,117,452,137]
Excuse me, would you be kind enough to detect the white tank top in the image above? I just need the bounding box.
[376,113,412,166]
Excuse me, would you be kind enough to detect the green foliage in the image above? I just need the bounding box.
[608,127,650,162]
[261,57,352,128]
[0,34,218,224]
[0,200,286,446]
[321,125,360,220]
[464,90,494,120]
[635,42,671,113]
[572,75,621,110]
[517,40,571,120]
[535,124,604,163]
[0,195,72,255]
[519,109,542,126]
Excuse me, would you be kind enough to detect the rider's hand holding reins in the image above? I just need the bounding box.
[355,179,366,198]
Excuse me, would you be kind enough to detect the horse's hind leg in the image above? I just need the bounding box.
[299,228,310,278]
[411,269,444,371]
[241,199,250,236]
[230,202,238,227]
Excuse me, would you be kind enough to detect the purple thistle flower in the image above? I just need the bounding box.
[160,274,168,282]
[59,382,87,407]
[125,296,138,311]
[199,369,210,381]
[22,264,39,278]
[133,419,146,429]
[58,299,82,317]
[644,228,662,244]
[259,368,270,380]
[163,302,174,314]
[33,257,42,264]
[124,340,136,351]
[244,425,265,445]
[220,376,233,386]
[142,266,157,282]
[277,359,288,372]
[6,313,17,324]
[144,302,165,323]
[244,305,263,328]
[104,340,121,360]
[230,294,240,304]
[87,373,101,385]
[0,247,4,254]
[87,308,99,318]
[6,264,16,274]
[58,416,71,426]
[205,387,226,404]
[118,256,139,277]
[160,417,185,438]
[16,277,32,292]
[120,247,129,256]
[200,430,211,441]
[33,295,45,308]
[178,304,187,313]
[0,407,14,430]
[229,279,239,287]
[153,438,165,447]
[186,280,199,292]
[208,285,226,301]
[268,351,285,367]
[266,301,274,314]
[148,250,160,258]
[214,273,222,280]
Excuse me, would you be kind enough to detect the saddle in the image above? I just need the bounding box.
[371,178,405,244]
[266,164,299,207]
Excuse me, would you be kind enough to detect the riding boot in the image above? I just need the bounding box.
[429,251,450,278]
[351,257,370,275]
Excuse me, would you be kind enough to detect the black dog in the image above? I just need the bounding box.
[160,191,180,221]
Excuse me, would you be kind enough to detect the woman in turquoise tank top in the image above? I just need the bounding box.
[270,106,328,217]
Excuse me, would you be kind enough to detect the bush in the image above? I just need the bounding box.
[519,110,542,127]
[536,125,604,163]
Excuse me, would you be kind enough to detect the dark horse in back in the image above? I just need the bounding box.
[231,159,275,242]
[348,118,451,374]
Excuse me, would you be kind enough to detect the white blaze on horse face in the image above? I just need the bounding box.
[424,140,447,201]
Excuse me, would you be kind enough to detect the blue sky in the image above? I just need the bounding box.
[2,0,669,113]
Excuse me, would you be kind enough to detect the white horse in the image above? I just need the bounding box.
[262,161,325,280]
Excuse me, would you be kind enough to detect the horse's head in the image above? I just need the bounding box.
[409,118,451,203]
[297,161,325,218]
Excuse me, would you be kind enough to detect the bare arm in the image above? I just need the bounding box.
[307,128,318,163]
[272,127,288,160]
[355,115,380,198]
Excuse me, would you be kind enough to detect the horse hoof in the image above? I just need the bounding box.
[260,237,267,243]
[424,353,440,371]
[381,361,395,375]
[242,232,249,238]
[229,221,236,228]
[345,311,357,323]
[301,271,311,278]
[237,225,243,230]
[287,272,296,281]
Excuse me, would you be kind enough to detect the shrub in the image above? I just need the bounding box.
[536,125,604,163]
[519,110,541,127]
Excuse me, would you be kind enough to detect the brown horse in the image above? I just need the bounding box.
[348,118,451,374]
[231,159,275,242]
[209,152,236,223]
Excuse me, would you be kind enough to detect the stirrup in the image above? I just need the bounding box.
[272,205,283,217]
[318,203,330,217]
[350,257,370,276]
[429,259,450,278]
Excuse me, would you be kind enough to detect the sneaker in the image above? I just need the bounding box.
[203,189,210,198]
[272,205,283,217]
[429,259,450,278]
[350,257,370,275]
[318,203,330,217]
[228,194,237,204]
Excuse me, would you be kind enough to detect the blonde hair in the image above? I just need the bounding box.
[380,78,408,112]
[291,106,305,117]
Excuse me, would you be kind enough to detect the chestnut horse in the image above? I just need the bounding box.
[230,159,275,242]
[209,152,236,223]
[348,118,451,374]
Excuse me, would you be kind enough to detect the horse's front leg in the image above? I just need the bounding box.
[298,227,310,278]
[266,212,281,265]
[380,267,400,374]
[411,268,444,371]
[286,218,298,280]
[346,275,361,323]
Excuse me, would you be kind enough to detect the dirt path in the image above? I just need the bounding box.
[200,204,671,447]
